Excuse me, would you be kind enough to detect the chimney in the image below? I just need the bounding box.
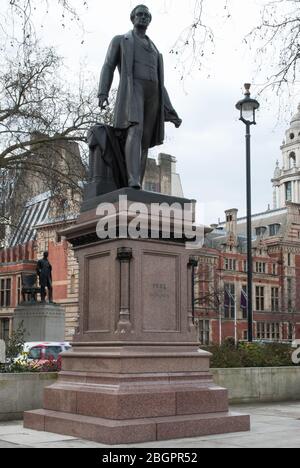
[225,209,238,237]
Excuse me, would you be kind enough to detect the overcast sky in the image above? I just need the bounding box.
[7,0,300,224]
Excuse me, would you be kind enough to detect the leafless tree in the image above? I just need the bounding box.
[0,39,114,244]
[194,261,224,312]
[245,0,300,99]
[0,0,88,44]
[169,0,231,80]
[170,0,300,106]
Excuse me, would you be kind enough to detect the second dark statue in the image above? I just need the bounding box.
[37,252,53,304]
[86,4,182,198]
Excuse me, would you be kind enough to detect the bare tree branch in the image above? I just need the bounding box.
[0,38,114,245]
[245,0,300,98]
[1,0,88,45]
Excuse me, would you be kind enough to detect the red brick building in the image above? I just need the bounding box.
[195,104,300,345]
[0,242,36,340]
[195,203,300,345]
[0,188,80,342]
[0,224,79,342]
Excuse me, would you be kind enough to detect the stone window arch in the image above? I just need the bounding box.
[289,152,296,168]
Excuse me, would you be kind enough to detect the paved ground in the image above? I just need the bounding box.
[1,403,300,448]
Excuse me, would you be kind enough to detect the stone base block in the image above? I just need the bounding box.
[22,198,251,445]
[24,346,250,445]
[41,381,229,420]
[13,303,65,342]
[24,409,250,445]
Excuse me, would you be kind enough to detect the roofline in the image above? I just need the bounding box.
[34,217,77,230]
[25,191,51,208]
[219,207,287,226]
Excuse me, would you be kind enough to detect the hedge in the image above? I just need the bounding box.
[203,340,297,368]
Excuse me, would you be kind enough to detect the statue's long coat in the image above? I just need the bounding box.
[37,259,52,287]
[98,30,180,149]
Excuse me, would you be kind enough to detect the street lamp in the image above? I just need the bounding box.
[236,83,260,343]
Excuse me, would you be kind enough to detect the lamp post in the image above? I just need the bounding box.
[236,84,260,343]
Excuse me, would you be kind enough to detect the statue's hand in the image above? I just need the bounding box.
[173,118,182,129]
[98,95,109,110]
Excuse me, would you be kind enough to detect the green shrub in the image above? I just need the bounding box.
[0,324,60,374]
[5,323,26,360]
[203,342,295,368]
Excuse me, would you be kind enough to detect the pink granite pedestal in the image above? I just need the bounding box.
[24,190,250,444]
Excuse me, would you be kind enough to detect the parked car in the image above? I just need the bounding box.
[14,342,71,369]
[24,342,71,362]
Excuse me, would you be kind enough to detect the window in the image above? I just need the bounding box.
[0,278,12,307]
[257,322,280,341]
[272,264,277,276]
[256,322,265,340]
[256,286,265,311]
[144,182,160,193]
[225,258,236,271]
[256,262,266,274]
[271,323,280,341]
[243,330,248,341]
[243,261,248,273]
[224,283,235,319]
[17,276,21,305]
[289,152,296,168]
[226,215,233,222]
[60,198,69,211]
[285,182,292,202]
[28,347,42,360]
[241,285,248,319]
[269,224,281,237]
[197,265,212,309]
[288,323,294,341]
[287,253,292,267]
[198,320,210,345]
[255,227,267,237]
[271,287,279,312]
[70,274,76,295]
[44,346,62,360]
[0,318,10,342]
[287,278,293,312]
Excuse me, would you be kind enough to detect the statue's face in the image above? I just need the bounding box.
[132,6,151,28]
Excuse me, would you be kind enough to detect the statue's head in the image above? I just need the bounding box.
[130,5,152,28]
[43,251,49,259]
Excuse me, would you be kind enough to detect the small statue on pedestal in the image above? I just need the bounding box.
[37,252,53,304]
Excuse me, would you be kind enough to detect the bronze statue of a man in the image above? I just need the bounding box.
[98,4,182,190]
[37,252,53,303]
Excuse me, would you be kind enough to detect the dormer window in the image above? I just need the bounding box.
[269,224,280,236]
[255,227,267,237]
